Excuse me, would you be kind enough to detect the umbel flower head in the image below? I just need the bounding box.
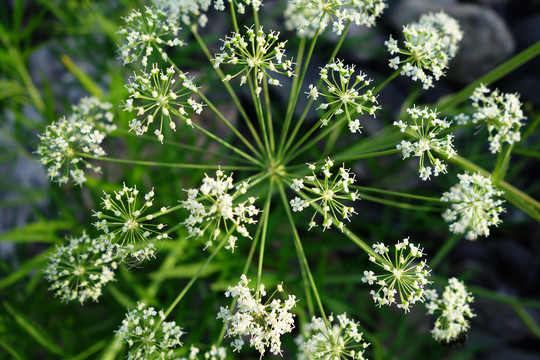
[394,105,456,181]
[43,232,117,304]
[180,169,260,252]
[153,0,210,27]
[72,96,116,134]
[217,275,297,357]
[93,183,169,262]
[37,113,106,187]
[385,11,462,89]
[362,237,431,312]
[457,84,526,153]
[290,158,359,231]
[296,313,369,360]
[441,172,505,240]
[118,6,183,67]
[117,302,184,360]
[177,344,227,360]
[284,0,387,38]
[307,59,380,133]
[124,63,202,143]
[425,278,475,344]
[212,26,294,97]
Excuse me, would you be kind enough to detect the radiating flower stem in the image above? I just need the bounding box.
[277,182,327,324]
[256,179,274,291]
[83,155,258,171]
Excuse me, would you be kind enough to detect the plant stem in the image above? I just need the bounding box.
[256,179,274,290]
[190,27,267,157]
[83,155,258,171]
[163,233,229,318]
[277,182,327,323]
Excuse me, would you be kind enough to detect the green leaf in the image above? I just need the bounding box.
[0,220,71,243]
[0,249,50,290]
[4,301,65,356]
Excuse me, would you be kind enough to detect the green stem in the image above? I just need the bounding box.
[436,41,540,111]
[373,67,401,95]
[190,26,267,157]
[83,155,258,171]
[492,143,514,183]
[163,232,229,318]
[256,179,274,290]
[352,185,443,203]
[429,234,461,270]
[248,74,271,162]
[193,122,263,166]
[262,77,275,154]
[277,182,327,323]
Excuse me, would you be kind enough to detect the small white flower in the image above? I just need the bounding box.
[296,313,369,360]
[217,275,297,356]
[363,237,432,312]
[44,232,117,304]
[425,278,475,344]
[180,169,260,250]
[290,158,359,231]
[310,59,380,132]
[441,172,505,240]
[117,302,184,359]
[395,105,456,181]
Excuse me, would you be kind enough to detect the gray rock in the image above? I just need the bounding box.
[387,0,516,84]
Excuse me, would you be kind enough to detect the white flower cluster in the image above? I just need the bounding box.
[72,96,116,134]
[425,278,475,344]
[362,237,431,312]
[394,105,456,181]
[124,63,202,143]
[180,169,260,252]
[37,113,106,187]
[44,232,117,304]
[213,26,293,96]
[153,0,210,27]
[441,172,505,240]
[385,12,462,89]
[457,84,526,153]
[93,183,169,262]
[296,313,369,360]
[290,158,359,232]
[285,0,387,38]
[307,59,379,133]
[118,6,183,66]
[177,344,227,360]
[117,302,184,360]
[217,275,297,356]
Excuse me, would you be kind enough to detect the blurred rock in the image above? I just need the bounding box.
[387,0,516,84]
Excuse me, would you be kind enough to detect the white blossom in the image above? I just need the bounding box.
[441,172,505,240]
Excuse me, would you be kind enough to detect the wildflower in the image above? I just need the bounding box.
[308,59,380,132]
[93,183,169,262]
[385,12,462,89]
[177,344,227,360]
[290,158,359,231]
[441,172,505,240]
[467,84,525,153]
[362,237,431,312]
[37,113,106,187]
[118,6,183,66]
[124,64,202,143]
[217,275,297,356]
[296,313,369,360]
[72,96,116,134]
[425,278,475,344]
[153,0,210,27]
[180,169,260,251]
[117,302,184,360]
[395,105,456,181]
[212,26,294,96]
[43,232,117,304]
[285,0,387,38]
